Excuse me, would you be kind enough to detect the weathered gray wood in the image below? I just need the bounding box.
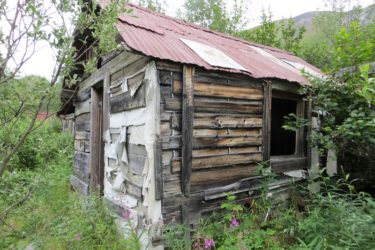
[172,80,263,100]
[70,175,89,195]
[194,116,263,129]
[128,153,146,175]
[75,88,91,102]
[89,87,104,195]
[75,131,90,140]
[193,136,262,149]
[75,113,90,132]
[271,156,308,173]
[74,139,85,152]
[171,152,262,172]
[193,128,261,138]
[155,138,163,200]
[156,61,182,72]
[165,97,262,114]
[125,180,143,200]
[162,136,181,150]
[191,164,258,192]
[110,57,149,86]
[262,81,271,161]
[103,72,110,133]
[127,143,147,156]
[74,99,91,116]
[73,151,90,183]
[181,66,195,196]
[110,83,146,113]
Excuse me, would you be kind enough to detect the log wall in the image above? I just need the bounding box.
[158,62,273,225]
[71,89,91,195]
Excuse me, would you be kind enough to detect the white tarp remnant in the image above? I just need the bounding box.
[181,38,246,71]
[103,61,162,250]
[281,59,322,78]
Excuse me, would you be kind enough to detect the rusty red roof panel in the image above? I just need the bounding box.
[100,2,320,85]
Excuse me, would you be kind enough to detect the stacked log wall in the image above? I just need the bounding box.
[157,62,301,226]
[71,88,92,195]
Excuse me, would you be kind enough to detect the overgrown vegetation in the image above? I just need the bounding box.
[164,175,375,249]
[0,118,140,249]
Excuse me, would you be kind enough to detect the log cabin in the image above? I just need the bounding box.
[58,2,322,249]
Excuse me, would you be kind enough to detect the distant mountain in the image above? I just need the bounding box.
[287,4,375,30]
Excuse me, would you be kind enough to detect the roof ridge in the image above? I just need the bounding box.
[126,3,295,55]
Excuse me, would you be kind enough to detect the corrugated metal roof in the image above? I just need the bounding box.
[99,1,321,85]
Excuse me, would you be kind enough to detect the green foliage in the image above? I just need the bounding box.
[137,0,166,13]
[237,10,280,48]
[164,179,375,250]
[236,10,305,54]
[282,113,309,132]
[178,0,248,35]
[280,180,375,250]
[0,125,139,249]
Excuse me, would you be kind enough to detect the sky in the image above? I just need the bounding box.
[16,0,375,79]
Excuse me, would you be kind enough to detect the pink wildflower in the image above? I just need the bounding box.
[121,209,130,220]
[74,233,81,241]
[204,238,215,249]
[230,217,240,227]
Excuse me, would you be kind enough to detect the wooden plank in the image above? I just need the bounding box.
[194,99,262,114]
[192,153,262,170]
[70,175,89,195]
[103,72,110,133]
[75,88,91,102]
[125,180,143,200]
[73,151,90,183]
[74,99,90,116]
[172,80,263,100]
[110,83,146,113]
[194,116,262,129]
[89,87,104,195]
[75,113,90,132]
[128,153,146,175]
[171,152,262,172]
[191,164,258,192]
[262,81,271,161]
[181,66,195,196]
[75,131,90,140]
[156,61,182,72]
[271,156,308,173]
[162,136,181,150]
[127,143,147,156]
[155,138,163,200]
[193,128,260,138]
[193,136,262,149]
[74,139,85,152]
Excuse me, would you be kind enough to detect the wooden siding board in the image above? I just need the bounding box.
[181,66,194,196]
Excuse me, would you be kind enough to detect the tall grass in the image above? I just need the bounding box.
[0,118,139,249]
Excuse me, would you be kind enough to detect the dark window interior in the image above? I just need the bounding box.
[271,98,297,156]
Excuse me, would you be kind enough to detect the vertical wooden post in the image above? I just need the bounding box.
[181,66,194,196]
[102,72,110,133]
[154,138,163,200]
[262,81,272,162]
[296,101,306,157]
[90,86,104,195]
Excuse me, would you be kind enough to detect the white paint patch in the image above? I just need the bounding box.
[181,38,246,71]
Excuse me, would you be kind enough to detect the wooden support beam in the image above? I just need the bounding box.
[262,81,271,162]
[181,66,195,196]
[155,138,163,200]
[103,72,110,133]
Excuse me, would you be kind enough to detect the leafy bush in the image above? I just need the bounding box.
[0,128,139,249]
[164,178,375,250]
